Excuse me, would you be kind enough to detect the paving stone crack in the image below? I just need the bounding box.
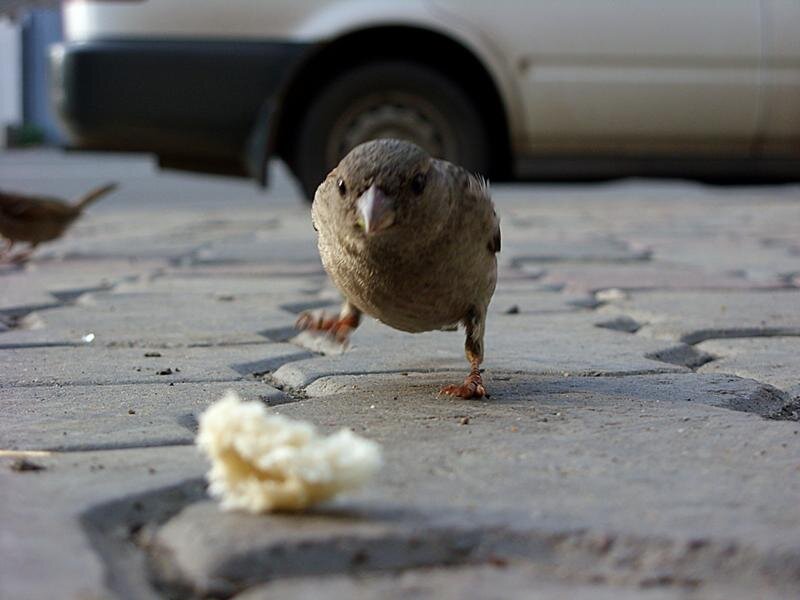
[80,479,207,600]
[40,440,195,453]
[593,313,800,412]
[9,377,254,389]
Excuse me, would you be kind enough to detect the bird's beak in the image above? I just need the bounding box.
[356,185,395,234]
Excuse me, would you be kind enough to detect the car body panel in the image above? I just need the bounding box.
[759,0,800,152]
[431,0,763,153]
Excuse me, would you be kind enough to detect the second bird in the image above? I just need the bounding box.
[0,182,118,262]
[297,139,500,399]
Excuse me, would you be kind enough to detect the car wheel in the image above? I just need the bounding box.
[290,61,491,201]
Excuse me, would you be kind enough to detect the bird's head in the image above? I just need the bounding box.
[315,139,445,239]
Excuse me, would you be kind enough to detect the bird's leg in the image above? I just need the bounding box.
[440,306,487,399]
[295,301,362,344]
[10,242,37,264]
[0,239,13,261]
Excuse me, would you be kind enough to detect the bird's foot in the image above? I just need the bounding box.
[440,368,486,399]
[295,310,358,344]
[0,240,14,262]
[8,250,33,265]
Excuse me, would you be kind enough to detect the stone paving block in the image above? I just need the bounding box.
[304,371,790,417]
[274,313,687,390]
[696,337,800,398]
[0,445,204,600]
[0,380,285,451]
[539,263,785,294]
[0,342,309,387]
[598,289,800,343]
[10,291,297,347]
[151,373,800,597]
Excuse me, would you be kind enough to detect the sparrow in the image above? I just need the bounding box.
[296,139,500,399]
[0,182,118,262]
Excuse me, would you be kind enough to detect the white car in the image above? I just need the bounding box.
[51,0,800,197]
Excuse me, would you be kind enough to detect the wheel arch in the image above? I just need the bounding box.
[256,25,514,185]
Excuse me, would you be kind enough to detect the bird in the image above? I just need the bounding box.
[0,182,118,262]
[296,139,500,399]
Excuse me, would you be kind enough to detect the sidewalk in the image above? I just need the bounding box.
[1,150,799,599]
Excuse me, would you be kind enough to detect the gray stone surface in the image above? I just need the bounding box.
[2,150,799,599]
[697,337,800,398]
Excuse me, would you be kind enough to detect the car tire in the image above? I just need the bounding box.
[289,61,491,201]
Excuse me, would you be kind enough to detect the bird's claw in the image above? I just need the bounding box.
[440,372,486,399]
[295,310,333,332]
[295,310,354,344]
[0,249,33,265]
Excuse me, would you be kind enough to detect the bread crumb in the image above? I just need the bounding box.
[196,391,382,513]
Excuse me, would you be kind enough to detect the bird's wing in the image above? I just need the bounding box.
[0,193,76,221]
[433,160,500,255]
[489,220,501,254]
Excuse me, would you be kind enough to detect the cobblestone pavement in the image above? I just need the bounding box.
[1,150,799,599]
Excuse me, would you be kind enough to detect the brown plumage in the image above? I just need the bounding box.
[297,139,500,398]
[0,182,118,262]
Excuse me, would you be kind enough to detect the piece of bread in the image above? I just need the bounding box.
[196,391,382,513]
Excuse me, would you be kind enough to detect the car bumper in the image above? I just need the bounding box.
[50,39,311,179]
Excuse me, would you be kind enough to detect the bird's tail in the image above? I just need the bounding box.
[74,182,119,210]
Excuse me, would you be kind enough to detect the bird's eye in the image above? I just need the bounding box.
[337,178,347,197]
[411,172,427,195]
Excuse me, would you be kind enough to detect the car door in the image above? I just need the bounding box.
[430,0,762,155]
[758,0,800,155]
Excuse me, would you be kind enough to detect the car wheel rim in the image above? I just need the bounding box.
[325,91,459,170]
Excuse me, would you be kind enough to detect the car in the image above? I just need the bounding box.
[50,0,800,199]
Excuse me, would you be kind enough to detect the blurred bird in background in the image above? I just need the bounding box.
[0,182,118,263]
[297,139,500,399]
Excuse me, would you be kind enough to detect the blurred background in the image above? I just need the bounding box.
[1,2,63,147]
[1,0,798,200]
